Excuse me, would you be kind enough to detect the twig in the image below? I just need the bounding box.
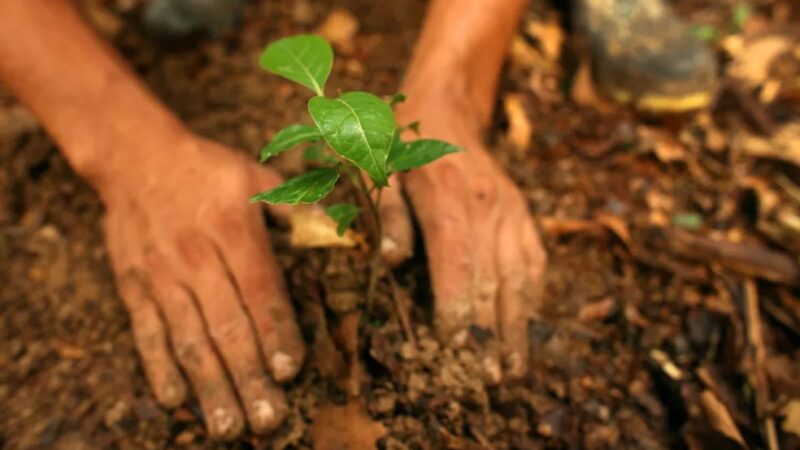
[387,272,417,350]
[743,279,780,450]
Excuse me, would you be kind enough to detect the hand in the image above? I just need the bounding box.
[97,134,304,439]
[384,96,547,382]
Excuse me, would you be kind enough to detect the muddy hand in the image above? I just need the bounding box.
[101,136,304,439]
[383,99,547,382]
[376,0,545,382]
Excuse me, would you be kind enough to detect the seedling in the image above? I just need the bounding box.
[251,35,459,301]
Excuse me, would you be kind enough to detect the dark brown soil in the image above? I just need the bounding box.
[2,0,800,449]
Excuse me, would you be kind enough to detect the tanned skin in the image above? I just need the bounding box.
[0,0,545,440]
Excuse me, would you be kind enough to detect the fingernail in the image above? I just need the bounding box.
[381,236,398,254]
[482,356,502,384]
[252,399,275,430]
[161,382,184,407]
[270,352,296,382]
[211,407,237,438]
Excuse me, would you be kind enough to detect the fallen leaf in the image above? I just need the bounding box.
[510,35,556,73]
[781,399,800,437]
[311,401,386,450]
[639,126,687,163]
[503,93,532,153]
[315,8,359,55]
[54,342,87,360]
[729,33,796,87]
[526,16,564,62]
[571,59,613,112]
[736,123,800,167]
[290,208,357,248]
[698,389,748,449]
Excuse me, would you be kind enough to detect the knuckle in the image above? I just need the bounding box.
[133,328,166,356]
[208,316,252,347]
[173,339,205,369]
[173,232,213,270]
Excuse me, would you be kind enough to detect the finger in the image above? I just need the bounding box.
[119,273,189,407]
[210,210,305,383]
[169,234,288,434]
[252,164,292,222]
[496,213,533,380]
[144,252,245,440]
[104,220,188,408]
[404,166,475,345]
[465,174,503,383]
[380,175,414,266]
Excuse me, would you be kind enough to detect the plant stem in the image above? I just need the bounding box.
[355,170,383,310]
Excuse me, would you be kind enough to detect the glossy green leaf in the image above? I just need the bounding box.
[387,138,460,173]
[303,143,325,161]
[326,203,360,236]
[260,35,333,96]
[308,92,397,186]
[260,124,321,162]
[250,168,339,205]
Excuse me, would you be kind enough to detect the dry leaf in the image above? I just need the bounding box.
[290,208,357,249]
[571,60,612,112]
[639,126,687,163]
[526,17,564,62]
[729,34,795,87]
[311,401,386,450]
[781,399,800,437]
[736,123,800,167]
[503,93,532,153]
[510,35,555,73]
[698,389,748,449]
[316,8,359,54]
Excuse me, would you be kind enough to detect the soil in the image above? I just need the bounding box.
[2,0,800,449]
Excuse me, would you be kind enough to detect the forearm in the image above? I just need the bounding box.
[400,0,529,129]
[0,0,187,186]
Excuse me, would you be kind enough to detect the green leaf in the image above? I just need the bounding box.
[691,24,718,42]
[732,3,751,32]
[260,124,321,162]
[390,93,406,106]
[308,92,397,186]
[303,143,325,161]
[326,203,360,236]
[672,212,704,230]
[250,168,339,205]
[387,138,460,173]
[260,35,333,96]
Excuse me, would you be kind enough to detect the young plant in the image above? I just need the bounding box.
[251,35,459,299]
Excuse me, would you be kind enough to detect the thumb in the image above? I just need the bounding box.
[380,174,414,266]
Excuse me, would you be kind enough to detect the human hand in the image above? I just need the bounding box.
[97,134,304,439]
[382,96,547,382]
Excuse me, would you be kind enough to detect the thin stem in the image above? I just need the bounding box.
[355,170,383,310]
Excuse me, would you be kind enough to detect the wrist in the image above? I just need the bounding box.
[68,110,191,193]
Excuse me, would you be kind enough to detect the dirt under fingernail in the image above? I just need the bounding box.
[211,407,238,439]
[270,351,296,381]
[252,399,275,430]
